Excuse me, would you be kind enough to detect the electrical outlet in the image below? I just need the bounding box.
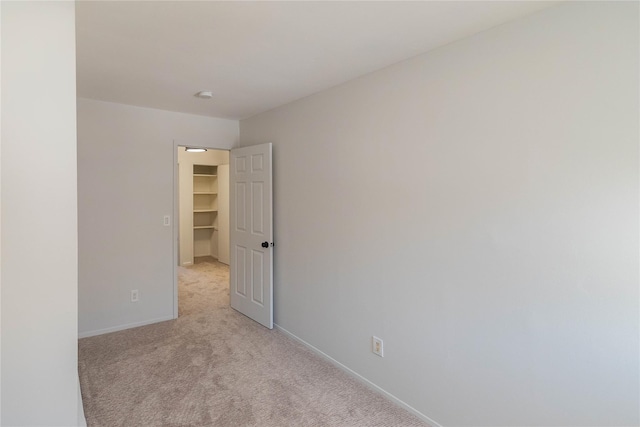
[372,336,383,357]
[131,289,139,302]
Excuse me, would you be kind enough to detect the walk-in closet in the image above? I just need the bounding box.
[178,148,230,265]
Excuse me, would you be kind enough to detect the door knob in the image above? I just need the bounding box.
[261,241,269,248]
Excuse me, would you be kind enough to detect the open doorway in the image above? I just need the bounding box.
[172,142,274,327]
[177,147,230,266]
[174,145,231,317]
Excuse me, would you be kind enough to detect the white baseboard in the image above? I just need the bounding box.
[78,315,175,339]
[77,375,87,426]
[274,324,442,427]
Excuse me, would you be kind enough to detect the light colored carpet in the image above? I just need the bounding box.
[78,260,430,427]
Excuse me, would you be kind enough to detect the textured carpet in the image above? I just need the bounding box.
[78,260,429,427]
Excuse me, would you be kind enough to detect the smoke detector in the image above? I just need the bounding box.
[195,91,213,99]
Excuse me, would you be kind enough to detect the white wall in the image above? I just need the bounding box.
[240,2,639,426]
[78,98,238,337]
[177,149,229,266]
[1,2,80,425]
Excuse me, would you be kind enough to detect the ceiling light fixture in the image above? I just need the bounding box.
[185,147,207,153]
[195,91,213,99]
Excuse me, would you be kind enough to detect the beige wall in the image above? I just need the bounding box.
[240,2,639,426]
[78,98,238,337]
[218,164,230,265]
[1,2,81,424]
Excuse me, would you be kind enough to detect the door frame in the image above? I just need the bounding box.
[172,139,231,319]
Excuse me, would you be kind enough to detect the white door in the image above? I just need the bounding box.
[230,143,273,329]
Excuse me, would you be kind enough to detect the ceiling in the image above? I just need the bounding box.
[76,1,558,120]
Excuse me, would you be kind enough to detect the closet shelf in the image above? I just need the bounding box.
[192,163,220,260]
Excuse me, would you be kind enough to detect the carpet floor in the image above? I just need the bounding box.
[78,260,430,427]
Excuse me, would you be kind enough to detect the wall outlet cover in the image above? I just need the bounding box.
[372,336,384,357]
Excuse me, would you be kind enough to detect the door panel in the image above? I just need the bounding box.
[230,143,273,329]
